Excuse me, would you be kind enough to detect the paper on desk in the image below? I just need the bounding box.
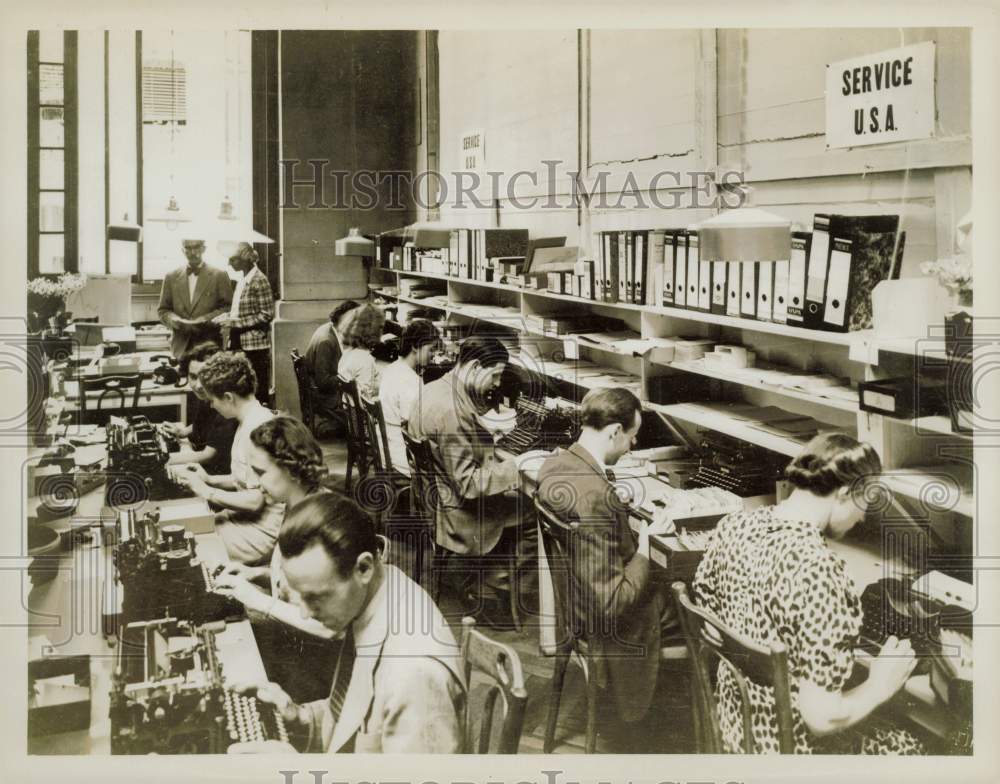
[73,445,106,467]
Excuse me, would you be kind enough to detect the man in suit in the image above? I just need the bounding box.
[228,493,466,754]
[536,386,674,740]
[213,243,275,405]
[158,238,234,359]
[304,300,359,438]
[405,335,538,625]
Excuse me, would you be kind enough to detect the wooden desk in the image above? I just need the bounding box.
[27,466,265,755]
[512,453,960,742]
[52,351,188,423]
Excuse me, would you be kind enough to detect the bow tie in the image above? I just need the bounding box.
[187,265,202,275]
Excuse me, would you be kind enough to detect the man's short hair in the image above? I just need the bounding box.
[457,335,509,369]
[329,300,360,325]
[580,387,642,432]
[400,319,440,357]
[278,492,379,577]
[179,340,221,375]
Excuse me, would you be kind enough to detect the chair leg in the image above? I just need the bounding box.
[543,651,569,754]
[508,552,523,633]
[584,665,599,754]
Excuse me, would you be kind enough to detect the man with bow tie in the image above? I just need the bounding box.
[158,238,234,359]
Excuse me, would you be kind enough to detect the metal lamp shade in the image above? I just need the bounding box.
[696,207,792,261]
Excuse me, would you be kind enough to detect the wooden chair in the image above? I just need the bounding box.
[289,349,317,434]
[79,374,143,424]
[459,616,528,754]
[671,581,796,754]
[338,377,373,494]
[534,495,687,754]
[534,495,605,753]
[403,432,522,631]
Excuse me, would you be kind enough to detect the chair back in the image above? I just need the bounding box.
[80,373,143,414]
[360,396,393,474]
[338,377,371,477]
[533,496,585,652]
[289,348,316,432]
[671,582,796,754]
[401,431,434,519]
[460,616,528,754]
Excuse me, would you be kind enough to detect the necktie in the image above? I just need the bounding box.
[328,625,356,729]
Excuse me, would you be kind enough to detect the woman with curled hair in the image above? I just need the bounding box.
[691,432,924,754]
[212,416,338,700]
[336,303,385,400]
[173,351,282,564]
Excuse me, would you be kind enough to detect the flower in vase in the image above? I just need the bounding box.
[920,254,972,307]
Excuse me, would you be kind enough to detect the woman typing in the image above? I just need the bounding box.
[692,432,924,754]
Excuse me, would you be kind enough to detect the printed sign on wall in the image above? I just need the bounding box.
[826,41,935,149]
[459,128,485,172]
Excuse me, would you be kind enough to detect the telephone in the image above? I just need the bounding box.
[150,354,184,387]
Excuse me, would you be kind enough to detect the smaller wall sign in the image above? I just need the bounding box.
[825,41,935,149]
[459,128,485,172]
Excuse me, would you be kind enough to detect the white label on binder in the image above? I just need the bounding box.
[712,261,727,309]
[634,233,645,303]
[675,240,688,307]
[698,259,712,311]
[757,261,774,322]
[805,226,830,303]
[741,262,757,317]
[824,242,853,328]
[726,261,741,316]
[787,241,808,323]
[772,260,790,324]
[686,236,700,306]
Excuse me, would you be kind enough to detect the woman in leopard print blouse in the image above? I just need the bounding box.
[692,432,924,754]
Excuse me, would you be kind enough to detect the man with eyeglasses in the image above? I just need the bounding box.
[158,237,233,359]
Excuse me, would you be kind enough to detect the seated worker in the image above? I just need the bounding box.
[164,340,237,475]
[536,387,674,748]
[377,318,441,476]
[337,303,385,401]
[213,416,337,702]
[227,492,466,754]
[305,300,360,438]
[405,335,538,625]
[693,432,923,754]
[173,351,283,564]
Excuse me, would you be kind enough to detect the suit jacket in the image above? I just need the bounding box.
[229,266,274,352]
[405,370,520,555]
[300,565,466,753]
[304,322,343,423]
[157,264,233,358]
[536,443,665,721]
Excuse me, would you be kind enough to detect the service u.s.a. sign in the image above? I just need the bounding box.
[826,41,935,149]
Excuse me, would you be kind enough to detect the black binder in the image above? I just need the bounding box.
[822,230,906,333]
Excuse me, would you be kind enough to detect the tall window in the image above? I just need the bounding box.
[140,31,253,282]
[27,31,78,277]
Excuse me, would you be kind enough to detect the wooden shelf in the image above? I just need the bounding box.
[882,469,974,518]
[387,268,869,346]
[647,401,820,457]
[373,289,448,310]
[666,360,860,413]
[907,415,972,440]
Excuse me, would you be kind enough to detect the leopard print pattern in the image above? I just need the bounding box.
[692,506,923,754]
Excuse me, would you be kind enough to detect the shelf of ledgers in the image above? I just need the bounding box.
[370,226,974,585]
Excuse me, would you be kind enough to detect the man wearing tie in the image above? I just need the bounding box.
[158,238,234,359]
[228,493,466,754]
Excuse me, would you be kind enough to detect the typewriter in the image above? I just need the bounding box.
[111,508,244,629]
[686,430,788,497]
[105,415,191,505]
[110,617,290,754]
[495,397,581,456]
[857,573,973,658]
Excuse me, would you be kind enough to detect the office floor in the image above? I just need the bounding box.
[317,438,698,754]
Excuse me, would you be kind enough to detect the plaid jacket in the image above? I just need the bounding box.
[231,267,275,351]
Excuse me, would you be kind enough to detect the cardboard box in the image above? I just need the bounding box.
[156,500,216,535]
